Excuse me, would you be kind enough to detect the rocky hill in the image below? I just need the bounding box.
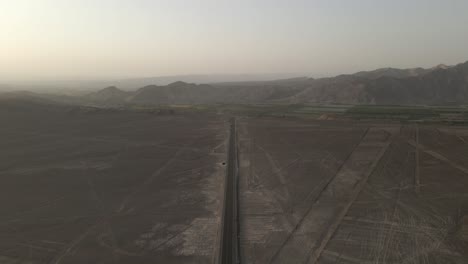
[83,86,132,105]
[48,60,468,106]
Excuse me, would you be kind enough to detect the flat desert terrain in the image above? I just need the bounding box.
[238,117,468,264]
[1,100,468,264]
[0,104,227,264]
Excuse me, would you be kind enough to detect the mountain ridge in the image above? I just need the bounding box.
[7,60,468,106]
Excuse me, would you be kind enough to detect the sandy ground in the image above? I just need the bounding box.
[0,108,227,264]
[238,118,468,264]
[1,104,467,264]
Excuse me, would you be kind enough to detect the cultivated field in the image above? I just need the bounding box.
[238,117,468,264]
[0,105,227,264]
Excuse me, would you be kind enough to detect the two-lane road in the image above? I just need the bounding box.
[219,117,240,264]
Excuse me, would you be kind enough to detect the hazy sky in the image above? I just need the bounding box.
[1,0,468,81]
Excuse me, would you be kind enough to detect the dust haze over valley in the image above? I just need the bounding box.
[4,60,468,106]
[2,1,468,264]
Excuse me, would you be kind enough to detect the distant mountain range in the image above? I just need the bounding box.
[353,64,450,80]
[3,60,468,106]
[2,73,302,93]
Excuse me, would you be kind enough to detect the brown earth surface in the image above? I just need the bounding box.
[0,107,227,264]
[238,117,468,264]
[1,102,468,264]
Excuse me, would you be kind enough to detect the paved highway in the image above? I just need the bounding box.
[219,117,240,264]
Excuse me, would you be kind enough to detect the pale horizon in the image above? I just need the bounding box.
[2,0,468,83]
